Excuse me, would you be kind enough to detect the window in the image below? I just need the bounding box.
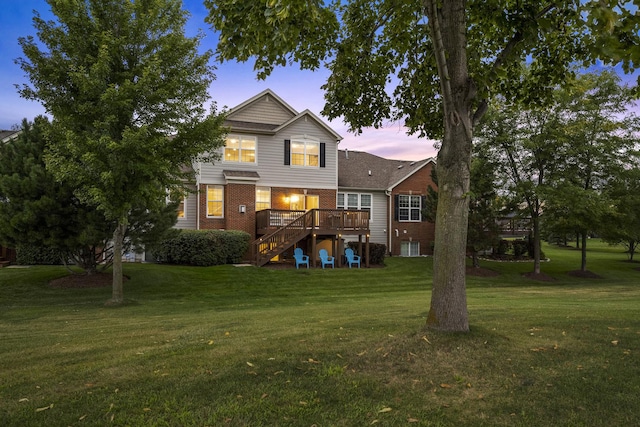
[337,192,372,215]
[177,197,186,218]
[291,140,319,167]
[224,135,256,163]
[256,187,271,211]
[289,194,319,211]
[401,241,420,257]
[206,185,224,217]
[398,195,421,222]
[166,193,186,218]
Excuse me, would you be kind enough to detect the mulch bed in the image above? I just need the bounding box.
[522,272,556,282]
[49,272,127,288]
[567,270,603,279]
[466,266,500,277]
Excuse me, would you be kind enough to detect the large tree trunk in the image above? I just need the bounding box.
[427,125,472,332]
[106,220,126,305]
[532,214,541,274]
[425,0,471,332]
[581,232,588,272]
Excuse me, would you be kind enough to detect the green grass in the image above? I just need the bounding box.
[1,240,639,426]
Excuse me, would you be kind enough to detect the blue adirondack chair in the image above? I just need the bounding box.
[345,248,361,268]
[293,247,309,269]
[318,249,335,269]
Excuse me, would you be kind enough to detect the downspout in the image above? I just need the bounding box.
[196,161,201,230]
[385,189,392,256]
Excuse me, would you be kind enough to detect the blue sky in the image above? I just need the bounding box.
[0,0,436,161]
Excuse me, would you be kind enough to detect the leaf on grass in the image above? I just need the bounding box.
[370,420,379,425]
[36,404,53,412]
[246,362,255,367]
[357,350,367,356]
[408,418,419,423]
[623,349,631,355]
[378,407,392,413]
[261,393,268,399]
[143,408,151,412]
[19,398,29,403]
[611,340,619,346]
[299,401,308,406]
[208,340,214,345]
[440,383,452,388]
[422,335,431,344]
[273,370,284,375]
[79,415,87,420]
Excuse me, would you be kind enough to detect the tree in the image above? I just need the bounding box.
[0,116,113,273]
[17,0,226,304]
[476,88,567,275]
[205,1,640,331]
[601,168,640,261]
[544,71,639,272]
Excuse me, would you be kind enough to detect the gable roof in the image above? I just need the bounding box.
[338,149,435,191]
[227,89,298,118]
[224,90,342,141]
[1,130,21,144]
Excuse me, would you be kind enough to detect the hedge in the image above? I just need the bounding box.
[16,245,64,265]
[347,241,387,265]
[151,229,251,266]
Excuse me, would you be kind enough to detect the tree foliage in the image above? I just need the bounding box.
[601,168,640,261]
[206,0,639,331]
[0,117,113,273]
[543,70,640,272]
[17,0,227,303]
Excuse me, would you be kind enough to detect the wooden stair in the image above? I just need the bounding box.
[254,210,314,267]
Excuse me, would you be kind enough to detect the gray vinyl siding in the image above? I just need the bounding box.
[174,185,197,230]
[340,190,388,247]
[230,96,294,124]
[199,119,338,189]
[368,191,388,246]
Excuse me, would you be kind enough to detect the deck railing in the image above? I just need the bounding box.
[253,209,370,266]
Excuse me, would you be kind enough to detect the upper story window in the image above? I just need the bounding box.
[224,135,256,163]
[206,185,224,218]
[291,140,319,167]
[398,195,421,222]
[285,137,325,168]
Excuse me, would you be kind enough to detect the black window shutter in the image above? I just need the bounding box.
[284,139,290,165]
[320,142,326,168]
[421,195,427,221]
[394,194,399,221]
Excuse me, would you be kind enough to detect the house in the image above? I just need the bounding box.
[177,89,370,266]
[338,149,437,256]
[175,90,437,265]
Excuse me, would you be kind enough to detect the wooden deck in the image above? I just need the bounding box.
[256,209,370,236]
[254,209,370,267]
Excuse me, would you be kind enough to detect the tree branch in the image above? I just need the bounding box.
[473,2,559,125]
[423,0,453,120]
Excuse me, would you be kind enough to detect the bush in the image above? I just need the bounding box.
[347,242,386,265]
[512,240,528,258]
[495,239,511,256]
[16,245,63,265]
[151,229,251,266]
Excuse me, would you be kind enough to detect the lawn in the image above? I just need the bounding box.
[1,240,639,426]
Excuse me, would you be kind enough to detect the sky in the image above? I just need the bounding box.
[0,0,437,161]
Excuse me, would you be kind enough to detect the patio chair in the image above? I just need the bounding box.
[318,249,335,269]
[293,247,309,269]
[344,248,361,268]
